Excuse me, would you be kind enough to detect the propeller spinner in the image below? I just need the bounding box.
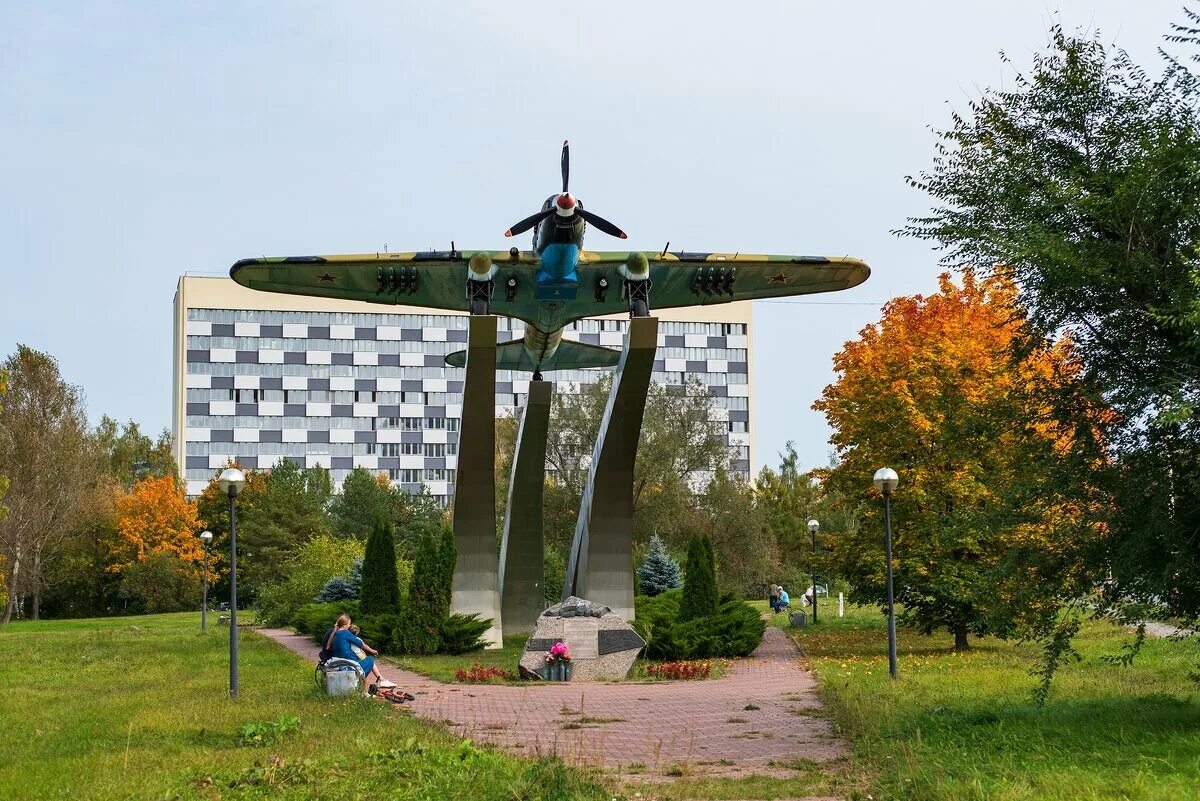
[504,141,627,239]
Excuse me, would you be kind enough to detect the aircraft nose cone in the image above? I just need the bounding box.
[556,193,575,210]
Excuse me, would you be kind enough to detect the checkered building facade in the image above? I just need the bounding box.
[174,277,752,501]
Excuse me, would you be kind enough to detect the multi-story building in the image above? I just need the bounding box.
[173,276,753,501]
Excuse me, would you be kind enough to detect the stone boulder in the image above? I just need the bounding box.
[519,596,645,681]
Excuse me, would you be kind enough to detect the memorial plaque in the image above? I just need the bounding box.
[563,619,599,660]
[598,628,646,655]
[525,638,561,652]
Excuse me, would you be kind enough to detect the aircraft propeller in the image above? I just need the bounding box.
[504,141,628,239]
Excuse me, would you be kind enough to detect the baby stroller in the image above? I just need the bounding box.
[315,656,367,697]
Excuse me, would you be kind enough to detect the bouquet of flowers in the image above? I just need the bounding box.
[545,642,572,663]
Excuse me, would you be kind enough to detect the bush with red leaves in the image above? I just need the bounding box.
[644,660,713,680]
[453,664,516,683]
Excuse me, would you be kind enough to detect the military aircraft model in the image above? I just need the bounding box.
[230,142,870,377]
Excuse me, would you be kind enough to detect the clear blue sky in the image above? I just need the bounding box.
[0,1,1183,473]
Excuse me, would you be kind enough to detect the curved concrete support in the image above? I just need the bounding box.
[563,316,660,620]
[498,379,553,637]
[450,315,503,648]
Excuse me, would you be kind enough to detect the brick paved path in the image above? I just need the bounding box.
[258,626,843,777]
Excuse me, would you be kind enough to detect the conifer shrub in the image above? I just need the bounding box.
[360,518,400,615]
[439,612,493,654]
[395,527,456,655]
[644,599,764,660]
[679,535,719,621]
[292,600,360,638]
[314,559,362,603]
[636,535,682,596]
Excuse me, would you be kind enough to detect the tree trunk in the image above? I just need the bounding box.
[1,554,19,624]
[31,552,41,620]
[954,623,970,652]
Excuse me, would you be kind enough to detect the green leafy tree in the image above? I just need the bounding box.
[899,22,1200,626]
[528,375,730,560]
[360,517,400,615]
[234,460,330,597]
[680,535,719,621]
[330,468,395,540]
[756,444,860,596]
[254,535,363,626]
[94,416,177,490]
[117,551,201,614]
[0,346,101,622]
[637,534,682,596]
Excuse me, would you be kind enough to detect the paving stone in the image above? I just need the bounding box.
[257,625,844,774]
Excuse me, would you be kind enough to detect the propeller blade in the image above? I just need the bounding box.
[577,207,627,239]
[504,207,555,238]
[561,140,569,193]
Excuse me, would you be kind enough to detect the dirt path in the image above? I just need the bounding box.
[257,626,843,778]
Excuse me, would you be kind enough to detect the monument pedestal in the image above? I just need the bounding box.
[518,596,646,681]
[498,379,553,637]
[563,317,659,620]
[450,315,503,648]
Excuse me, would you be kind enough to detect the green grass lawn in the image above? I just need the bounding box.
[790,605,1200,801]
[0,614,608,800]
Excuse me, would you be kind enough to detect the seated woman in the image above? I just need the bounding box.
[778,586,790,611]
[324,614,395,689]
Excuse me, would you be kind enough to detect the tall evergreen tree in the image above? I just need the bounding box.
[680,535,719,621]
[637,535,682,596]
[397,526,456,654]
[359,518,399,615]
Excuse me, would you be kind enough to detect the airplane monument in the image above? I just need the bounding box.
[230,142,869,648]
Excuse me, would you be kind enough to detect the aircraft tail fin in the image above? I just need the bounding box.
[445,338,621,372]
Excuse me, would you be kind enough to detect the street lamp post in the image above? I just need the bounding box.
[873,467,900,679]
[807,519,820,624]
[218,468,246,697]
[199,530,213,632]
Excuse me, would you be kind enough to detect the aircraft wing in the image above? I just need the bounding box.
[562,251,870,318]
[228,249,869,322]
[228,250,544,318]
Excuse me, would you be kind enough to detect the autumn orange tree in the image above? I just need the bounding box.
[814,270,1108,650]
[112,474,203,575]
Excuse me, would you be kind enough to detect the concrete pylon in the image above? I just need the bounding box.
[498,379,553,637]
[563,316,659,621]
[450,315,503,648]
